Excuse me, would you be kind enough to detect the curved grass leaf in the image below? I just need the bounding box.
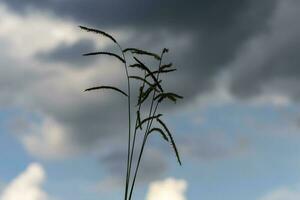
[83,52,125,63]
[79,25,117,44]
[129,63,157,79]
[129,63,151,73]
[84,86,128,96]
[146,69,177,78]
[137,86,153,106]
[137,114,162,129]
[160,63,173,70]
[136,110,142,130]
[156,118,182,165]
[137,85,144,105]
[129,76,159,92]
[133,57,163,92]
[147,128,169,141]
[129,63,141,68]
[129,63,158,79]
[123,48,161,60]
[137,81,162,106]
[154,92,183,103]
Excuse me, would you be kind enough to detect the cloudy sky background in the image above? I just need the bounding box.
[1,0,300,199]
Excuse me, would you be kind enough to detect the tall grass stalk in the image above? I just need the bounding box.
[80,26,182,200]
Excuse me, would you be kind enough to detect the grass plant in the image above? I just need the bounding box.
[80,25,183,200]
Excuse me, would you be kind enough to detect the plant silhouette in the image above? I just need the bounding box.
[80,25,183,200]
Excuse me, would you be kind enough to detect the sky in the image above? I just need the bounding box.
[0,0,300,200]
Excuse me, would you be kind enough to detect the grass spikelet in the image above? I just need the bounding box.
[79,25,117,44]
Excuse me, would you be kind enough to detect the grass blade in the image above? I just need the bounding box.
[83,52,125,63]
[137,81,162,106]
[137,114,162,129]
[133,57,163,92]
[84,86,128,97]
[156,118,182,165]
[160,63,173,70]
[137,86,144,105]
[154,92,183,103]
[145,69,177,78]
[129,76,159,92]
[79,25,117,44]
[137,110,142,130]
[137,86,153,106]
[123,48,161,60]
[148,128,169,141]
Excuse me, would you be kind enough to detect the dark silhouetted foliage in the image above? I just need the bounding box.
[80,25,183,200]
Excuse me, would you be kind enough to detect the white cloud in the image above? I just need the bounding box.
[145,178,187,200]
[22,117,77,159]
[0,4,81,58]
[0,3,125,59]
[259,186,300,200]
[0,163,49,200]
[0,2,126,159]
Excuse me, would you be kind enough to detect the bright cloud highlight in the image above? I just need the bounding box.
[145,178,187,200]
[259,187,300,200]
[0,163,48,200]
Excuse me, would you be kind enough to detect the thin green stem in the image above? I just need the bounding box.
[128,50,165,200]
[128,71,146,185]
[117,43,131,200]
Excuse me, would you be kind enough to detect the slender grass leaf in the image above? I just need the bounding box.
[129,76,159,92]
[146,69,177,78]
[129,63,142,68]
[84,86,128,96]
[137,86,153,106]
[129,63,157,78]
[83,52,125,63]
[123,48,161,60]
[137,81,162,106]
[133,57,163,92]
[129,63,159,79]
[154,92,183,103]
[136,110,142,130]
[160,63,173,70]
[137,114,162,129]
[147,128,169,141]
[137,85,144,105]
[79,25,117,44]
[157,118,182,165]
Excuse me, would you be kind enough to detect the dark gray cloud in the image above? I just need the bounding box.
[4,0,300,185]
[229,0,300,101]
[1,0,258,29]
[0,42,50,107]
[29,80,129,149]
[2,0,277,100]
[36,39,97,67]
